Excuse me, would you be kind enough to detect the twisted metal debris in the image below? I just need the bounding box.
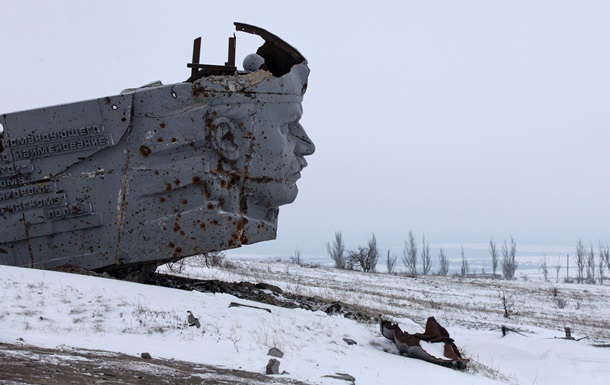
[379,315,469,369]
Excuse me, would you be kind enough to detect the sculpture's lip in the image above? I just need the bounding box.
[287,158,308,181]
[286,172,301,182]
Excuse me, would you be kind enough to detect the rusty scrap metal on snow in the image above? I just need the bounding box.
[379,315,469,369]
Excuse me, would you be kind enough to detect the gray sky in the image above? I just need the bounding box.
[1,1,609,259]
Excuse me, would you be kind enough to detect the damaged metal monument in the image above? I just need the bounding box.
[0,23,315,280]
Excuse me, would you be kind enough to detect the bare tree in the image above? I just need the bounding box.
[386,250,398,274]
[598,248,605,285]
[600,243,610,284]
[460,246,469,277]
[203,251,225,267]
[367,234,380,272]
[539,253,549,282]
[347,247,369,272]
[401,231,418,276]
[345,257,354,271]
[166,258,187,273]
[554,256,562,283]
[489,238,499,277]
[501,237,518,280]
[575,239,586,284]
[327,231,346,269]
[586,244,596,284]
[290,248,302,265]
[438,248,449,276]
[498,288,514,318]
[347,233,379,272]
[599,242,610,284]
[169,253,223,270]
[421,234,431,275]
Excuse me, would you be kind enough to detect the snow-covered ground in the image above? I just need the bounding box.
[1,257,609,384]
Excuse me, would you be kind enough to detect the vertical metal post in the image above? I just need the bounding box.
[191,37,202,79]
[226,34,236,68]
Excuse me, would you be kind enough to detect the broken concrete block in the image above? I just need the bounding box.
[266,358,280,375]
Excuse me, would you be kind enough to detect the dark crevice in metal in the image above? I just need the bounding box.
[114,97,136,266]
[234,22,306,77]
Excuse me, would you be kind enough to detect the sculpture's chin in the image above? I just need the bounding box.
[275,181,299,206]
[245,179,299,218]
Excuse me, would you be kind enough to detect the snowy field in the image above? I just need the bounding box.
[1,257,610,384]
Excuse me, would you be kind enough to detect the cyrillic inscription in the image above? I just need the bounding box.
[0,160,33,178]
[0,194,66,215]
[3,126,104,148]
[45,202,92,220]
[0,183,54,202]
[13,135,113,160]
[0,175,31,189]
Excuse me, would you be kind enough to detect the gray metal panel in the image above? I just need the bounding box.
[117,83,250,265]
[1,95,131,180]
[0,94,132,268]
[0,23,315,277]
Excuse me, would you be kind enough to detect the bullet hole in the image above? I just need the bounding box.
[139,146,152,157]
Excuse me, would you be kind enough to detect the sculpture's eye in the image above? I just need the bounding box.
[285,117,301,135]
[280,124,290,135]
[288,120,304,137]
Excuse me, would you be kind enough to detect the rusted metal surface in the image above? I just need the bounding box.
[379,315,469,369]
[226,35,236,68]
[190,37,202,79]
[0,23,314,280]
[186,28,238,80]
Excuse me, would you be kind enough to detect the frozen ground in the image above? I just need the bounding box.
[1,257,609,384]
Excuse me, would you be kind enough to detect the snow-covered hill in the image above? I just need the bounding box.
[1,258,609,384]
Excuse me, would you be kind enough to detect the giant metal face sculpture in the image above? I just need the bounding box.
[0,23,314,279]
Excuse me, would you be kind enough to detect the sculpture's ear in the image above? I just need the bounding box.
[211,117,240,160]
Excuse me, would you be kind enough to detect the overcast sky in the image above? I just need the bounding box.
[1,1,609,259]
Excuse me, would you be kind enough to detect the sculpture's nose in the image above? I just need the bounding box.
[293,123,315,156]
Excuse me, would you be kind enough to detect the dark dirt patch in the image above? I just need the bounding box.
[148,273,376,323]
[0,342,311,385]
